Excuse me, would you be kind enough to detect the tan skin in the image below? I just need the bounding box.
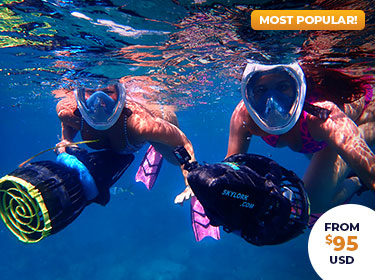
[226,72,375,213]
[55,84,195,204]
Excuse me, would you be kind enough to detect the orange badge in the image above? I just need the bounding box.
[251,10,365,30]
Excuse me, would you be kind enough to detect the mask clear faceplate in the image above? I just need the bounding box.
[75,83,126,130]
[241,62,306,135]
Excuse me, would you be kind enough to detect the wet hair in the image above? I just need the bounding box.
[301,64,372,104]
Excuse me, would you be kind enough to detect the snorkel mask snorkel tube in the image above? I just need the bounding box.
[75,83,127,131]
[241,62,306,135]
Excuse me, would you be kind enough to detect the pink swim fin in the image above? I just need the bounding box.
[191,196,220,242]
[135,145,163,190]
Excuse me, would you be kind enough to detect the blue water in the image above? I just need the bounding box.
[1,0,374,279]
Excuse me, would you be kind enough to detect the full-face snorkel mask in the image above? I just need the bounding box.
[75,83,126,130]
[241,62,306,135]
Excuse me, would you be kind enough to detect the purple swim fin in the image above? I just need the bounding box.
[135,145,163,190]
[191,196,220,242]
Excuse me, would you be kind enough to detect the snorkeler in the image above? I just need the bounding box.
[0,76,198,243]
[54,78,196,204]
[223,62,375,213]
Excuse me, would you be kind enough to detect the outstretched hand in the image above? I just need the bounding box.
[174,186,195,205]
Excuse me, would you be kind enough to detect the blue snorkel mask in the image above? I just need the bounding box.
[75,83,127,130]
[241,62,306,135]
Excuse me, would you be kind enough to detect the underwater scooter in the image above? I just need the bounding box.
[0,146,134,243]
[174,146,310,246]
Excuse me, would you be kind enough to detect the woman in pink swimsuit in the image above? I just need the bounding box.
[223,62,374,213]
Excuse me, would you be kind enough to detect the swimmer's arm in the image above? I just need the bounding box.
[139,117,196,187]
[60,123,78,142]
[227,102,251,158]
[141,120,196,162]
[142,119,196,204]
[313,102,375,190]
[56,98,80,153]
[55,124,79,154]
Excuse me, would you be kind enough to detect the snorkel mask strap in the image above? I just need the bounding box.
[303,102,331,121]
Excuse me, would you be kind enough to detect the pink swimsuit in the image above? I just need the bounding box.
[262,84,373,154]
[262,111,327,154]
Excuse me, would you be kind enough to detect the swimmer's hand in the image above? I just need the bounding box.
[55,140,78,154]
[174,186,195,205]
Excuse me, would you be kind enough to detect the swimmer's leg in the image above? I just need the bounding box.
[309,123,375,211]
[303,146,351,213]
[329,176,363,207]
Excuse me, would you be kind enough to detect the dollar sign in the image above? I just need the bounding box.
[326,234,333,245]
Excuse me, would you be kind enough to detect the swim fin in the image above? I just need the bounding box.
[135,145,163,190]
[191,196,220,242]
